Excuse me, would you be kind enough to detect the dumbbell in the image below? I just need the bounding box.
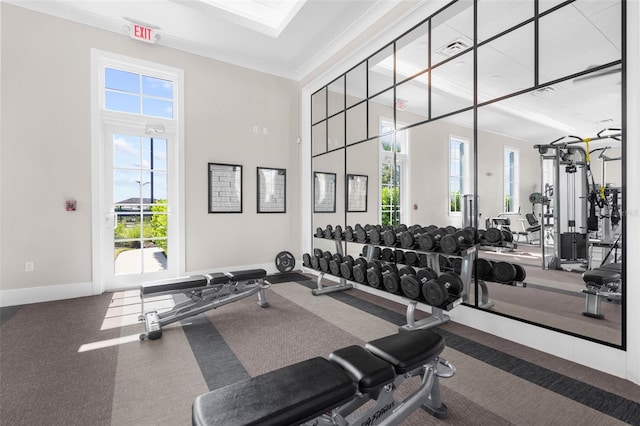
[381,224,409,246]
[355,224,381,244]
[318,251,334,272]
[445,226,458,234]
[404,251,419,267]
[302,253,312,268]
[422,272,463,307]
[381,248,395,262]
[492,261,526,283]
[440,228,474,254]
[323,225,334,239]
[451,258,462,275]
[501,229,514,243]
[338,255,356,279]
[315,227,324,238]
[398,225,429,249]
[328,253,345,276]
[418,253,429,268]
[394,250,405,264]
[483,227,503,244]
[474,258,494,280]
[418,228,449,251]
[332,225,343,240]
[382,264,403,294]
[366,261,396,290]
[344,226,355,241]
[399,267,438,300]
[352,258,369,284]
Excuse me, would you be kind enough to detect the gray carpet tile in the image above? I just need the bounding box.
[304,281,640,424]
[0,305,23,325]
[181,313,250,391]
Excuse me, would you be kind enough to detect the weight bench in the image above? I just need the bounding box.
[582,263,622,319]
[192,329,455,426]
[139,269,270,340]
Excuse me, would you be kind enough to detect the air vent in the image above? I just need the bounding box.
[530,86,556,97]
[436,38,471,57]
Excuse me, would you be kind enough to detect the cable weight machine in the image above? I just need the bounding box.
[533,129,621,270]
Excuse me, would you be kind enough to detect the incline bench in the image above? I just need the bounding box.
[192,329,455,426]
[139,269,270,340]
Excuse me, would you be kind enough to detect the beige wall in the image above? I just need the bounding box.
[0,4,300,294]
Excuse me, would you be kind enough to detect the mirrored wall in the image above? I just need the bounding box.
[311,0,625,347]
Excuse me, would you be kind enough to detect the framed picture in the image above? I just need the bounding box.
[208,163,243,213]
[346,174,368,212]
[314,171,336,213]
[257,167,286,213]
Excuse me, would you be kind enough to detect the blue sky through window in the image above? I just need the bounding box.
[105,67,174,119]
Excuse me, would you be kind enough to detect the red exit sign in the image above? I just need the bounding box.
[129,24,156,44]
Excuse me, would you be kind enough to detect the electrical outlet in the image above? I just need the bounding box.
[25,261,34,272]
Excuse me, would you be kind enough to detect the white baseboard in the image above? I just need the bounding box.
[0,281,95,307]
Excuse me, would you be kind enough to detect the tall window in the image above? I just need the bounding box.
[449,136,467,214]
[380,120,408,225]
[504,147,519,212]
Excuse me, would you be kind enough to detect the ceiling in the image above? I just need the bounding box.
[5,0,413,81]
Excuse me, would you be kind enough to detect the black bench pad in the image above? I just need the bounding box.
[329,345,395,394]
[365,329,445,374]
[228,269,267,282]
[140,276,208,296]
[583,268,620,285]
[192,357,356,426]
[204,272,231,285]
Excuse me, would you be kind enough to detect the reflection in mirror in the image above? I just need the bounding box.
[478,22,534,103]
[431,50,473,117]
[345,140,380,259]
[313,149,345,257]
[346,102,367,145]
[396,21,429,79]
[396,73,429,127]
[312,87,327,124]
[328,76,345,117]
[477,0,532,42]
[368,44,394,96]
[368,89,394,139]
[539,0,621,84]
[346,62,367,108]
[430,0,473,68]
[328,113,345,151]
[476,68,622,345]
[312,122,327,156]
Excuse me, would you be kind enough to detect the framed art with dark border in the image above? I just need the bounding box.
[208,163,242,213]
[257,167,286,213]
[346,174,368,212]
[314,171,336,213]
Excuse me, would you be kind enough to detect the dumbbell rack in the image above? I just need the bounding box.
[311,239,353,296]
[310,236,489,331]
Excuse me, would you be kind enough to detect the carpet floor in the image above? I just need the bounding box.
[1,275,638,425]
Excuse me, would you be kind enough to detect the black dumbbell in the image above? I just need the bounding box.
[404,251,419,266]
[501,229,514,243]
[422,278,448,306]
[513,263,526,282]
[381,264,401,294]
[366,260,385,289]
[445,226,458,234]
[483,227,503,244]
[302,253,312,268]
[474,258,494,280]
[398,225,428,249]
[381,248,394,262]
[344,226,355,241]
[394,250,405,264]
[440,229,474,254]
[315,227,324,238]
[492,261,517,283]
[418,253,429,268]
[323,225,334,239]
[333,225,343,240]
[352,258,368,284]
[328,253,344,276]
[355,224,381,244]
[310,255,321,270]
[418,228,449,251]
[338,255,355,279]
[319,251,333,272]
[381,224,408,246]
[451,258,462,275]
[437,272,463,296]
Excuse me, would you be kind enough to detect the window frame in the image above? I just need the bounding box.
[448,135,469,215]
[503,147,519,213]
